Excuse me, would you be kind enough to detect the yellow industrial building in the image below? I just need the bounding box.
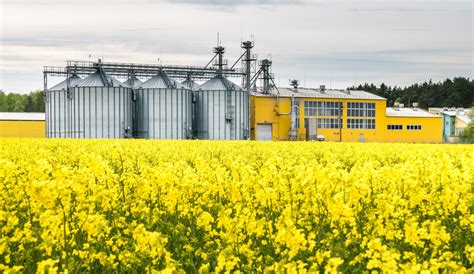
[0,112,45,138]
[250,87,442,143]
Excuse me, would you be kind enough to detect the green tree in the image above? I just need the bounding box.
[31,90,45,112]
[0,90,6,111]
[24,95,35,112]
[349,77,474,108]
[0,90,45,112]
[6,93,26,112]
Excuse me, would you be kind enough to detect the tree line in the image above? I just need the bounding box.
[349,77,473,108]
[0,90,45,112]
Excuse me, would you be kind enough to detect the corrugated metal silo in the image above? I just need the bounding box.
[135,71,193,139]
[195,75,249,140]
[69,70,132,138]
[46,74,82,138]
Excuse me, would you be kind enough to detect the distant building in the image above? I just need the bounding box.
[429,108,472,142]
[0,112,45,138]
[251,87,442,143]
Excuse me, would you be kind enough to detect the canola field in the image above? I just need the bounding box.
[0,139,473,273]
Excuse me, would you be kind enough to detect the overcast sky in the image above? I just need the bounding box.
[0,0,472,92]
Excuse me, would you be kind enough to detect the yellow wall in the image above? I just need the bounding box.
[251,95,442,143]
[384,116,442,143]
[251,96,293,141]
[0,121,45,138]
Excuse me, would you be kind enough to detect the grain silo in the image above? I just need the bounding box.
[69,69,132,138]
[135,70,192,139]
[195,75,249,140]
[46,74,82,138]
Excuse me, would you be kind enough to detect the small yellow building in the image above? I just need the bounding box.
[384,107,442,143]
[0,112,45,138]
[250,87,442,143]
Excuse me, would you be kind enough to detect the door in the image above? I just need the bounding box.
[257,123,272,141]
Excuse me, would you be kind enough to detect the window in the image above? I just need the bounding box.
[347,102,376,117]
[387,124,403,130]
[316,118,342,129]
[304,101,342,117]
[407,125,422,130]
[347,119,376,129]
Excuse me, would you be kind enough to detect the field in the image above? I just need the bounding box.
[0,139,473,273]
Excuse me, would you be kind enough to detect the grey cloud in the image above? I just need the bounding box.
[161,0,309,6]
[1,0,472,92]
[166,0,303,6]
[0,33,213,57]
[280,48,472,70]
[368,48,472,56]
[348,8,428,12]
[270,47,472,88]
[2,0,309,5]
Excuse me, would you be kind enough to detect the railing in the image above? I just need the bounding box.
[45,59,247,81]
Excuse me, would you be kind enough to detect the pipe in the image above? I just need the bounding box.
[275,95,297,141]
[289,95,297,141]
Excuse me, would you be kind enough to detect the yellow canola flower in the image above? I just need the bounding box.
[197,211,214,231]
[36,259,58,274]
[0,139,472,273]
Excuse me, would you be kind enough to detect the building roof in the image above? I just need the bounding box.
[198,75,243,91]
[431,108,472,124]
[251,87,386,100]
[386,107,440,118]
[48,75,82,90]
[456,115,471,125]
[0,112,45,121]
[443,111,471,124]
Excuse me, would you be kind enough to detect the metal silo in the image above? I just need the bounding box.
[46,74,82,138]
[195,75,249,140]
[135,70,192,139]
[69,69,132,138]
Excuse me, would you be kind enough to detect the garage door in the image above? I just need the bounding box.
[257,124,272,141]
